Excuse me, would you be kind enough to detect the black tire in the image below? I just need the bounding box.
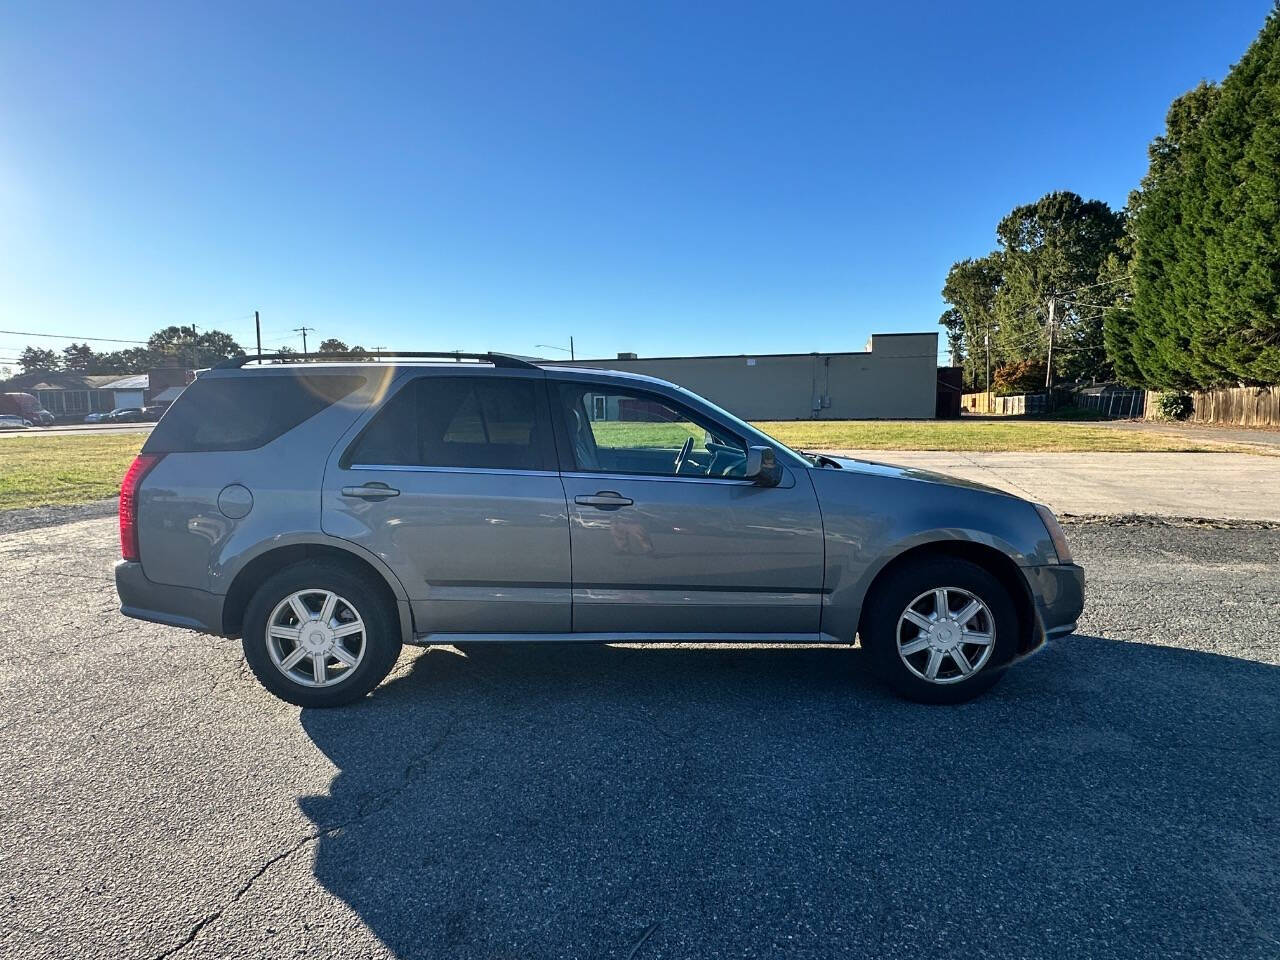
[241,561,402,708]
[860,557,1019,705]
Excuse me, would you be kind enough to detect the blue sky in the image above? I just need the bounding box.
[0,1,1271,365]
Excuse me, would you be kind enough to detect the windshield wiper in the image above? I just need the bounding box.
[803,453,844,469]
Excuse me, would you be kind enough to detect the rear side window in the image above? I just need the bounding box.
[345,376,554,471]
[144,375,366,453]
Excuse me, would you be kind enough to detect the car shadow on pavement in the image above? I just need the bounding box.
[298,637,1280,960]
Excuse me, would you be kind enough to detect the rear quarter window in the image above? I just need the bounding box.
[143,374,366,453]
[344,376,555,471]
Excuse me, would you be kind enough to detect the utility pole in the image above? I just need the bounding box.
[293,326,313,357]
[189,324,199,371]
[535,339,576,360]
[984,326,991,402]
[254,311,262,361]
[1044,295,1056,391]
[372,345,385,361]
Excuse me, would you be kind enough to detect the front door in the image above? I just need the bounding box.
[550,381,825,635]
[323,372,571,635]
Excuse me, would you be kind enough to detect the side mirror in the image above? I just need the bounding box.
[744,445,782,487]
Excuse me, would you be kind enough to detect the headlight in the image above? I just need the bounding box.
[1033,503,1073,564]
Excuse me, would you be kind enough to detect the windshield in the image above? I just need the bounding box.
[672,385,810,469]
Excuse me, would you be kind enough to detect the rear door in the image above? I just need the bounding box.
[323,371,571,635]
[550,380,826,635]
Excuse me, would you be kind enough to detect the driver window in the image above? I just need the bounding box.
[557,384,748,478]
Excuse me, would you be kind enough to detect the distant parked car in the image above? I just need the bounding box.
[140,405,168,422]
[1,392,42,422]
[35,409,55,426]
[103,407,147,423]
[0,414,31,430]
[84,412,107,423]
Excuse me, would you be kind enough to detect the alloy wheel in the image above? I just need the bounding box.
[896,586,996,684]
[265,589,366,688]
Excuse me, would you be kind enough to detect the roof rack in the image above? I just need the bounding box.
[214,351,541,371]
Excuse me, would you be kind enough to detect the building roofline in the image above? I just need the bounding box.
[545,353,870,363]
[542,333,937,366]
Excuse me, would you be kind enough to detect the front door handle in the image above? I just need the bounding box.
[342,483,400,500]
[574,491,633,508]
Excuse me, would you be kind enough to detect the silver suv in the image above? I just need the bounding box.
[115,352,1083,707]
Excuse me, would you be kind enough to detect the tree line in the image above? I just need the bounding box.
[942,3,1280,393]
[14,329,366,375]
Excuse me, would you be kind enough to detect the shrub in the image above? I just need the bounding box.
[992,359,1047,396]
[1156,392,1194,421]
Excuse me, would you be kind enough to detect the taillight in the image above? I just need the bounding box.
[120,454,163,561]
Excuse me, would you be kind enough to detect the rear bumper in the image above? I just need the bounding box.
[1024,562,1086,645]
[115,560,225,635]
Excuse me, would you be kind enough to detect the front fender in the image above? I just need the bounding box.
[810,467,1053,641]
[827,527,1031,641]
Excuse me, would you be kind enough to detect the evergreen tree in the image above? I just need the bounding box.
[61,343,96,372]
[1127,84,1221,388]
[19,347,61,372]
[1125,7,1280,388]
[1204,5,1280,384]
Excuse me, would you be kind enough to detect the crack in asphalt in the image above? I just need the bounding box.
[151,709,467,960]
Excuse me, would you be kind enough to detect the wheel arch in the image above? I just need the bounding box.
[856,539,1039,654]
[220,537,412,641]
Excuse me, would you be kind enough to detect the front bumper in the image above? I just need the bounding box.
[1023,562,1086,645]
[115,560,226,635]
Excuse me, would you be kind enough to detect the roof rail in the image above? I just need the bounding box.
[213,351,541,371]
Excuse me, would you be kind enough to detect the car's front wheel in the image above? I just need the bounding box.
[861,556,1019,704]
[241,561,402,708]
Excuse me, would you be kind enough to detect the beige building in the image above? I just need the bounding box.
[547,332,939,420]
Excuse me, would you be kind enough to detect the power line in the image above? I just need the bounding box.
[1058,275,1132,296]
[0,319,258,348]
[0,329,150,344]
[1058,299,1118,311]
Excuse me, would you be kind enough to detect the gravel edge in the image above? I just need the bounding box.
[1059,512,1280,530]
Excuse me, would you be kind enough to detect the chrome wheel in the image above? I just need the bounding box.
[896,586,996,685]
[265,589,366,688]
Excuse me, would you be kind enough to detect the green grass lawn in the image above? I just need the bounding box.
[750,419,1264,454]
[590,417,1264,454]
[0,434,143,510]
[0,419,1265,511]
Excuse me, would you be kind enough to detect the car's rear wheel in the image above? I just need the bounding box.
[860,556,1019,704]
[241,561,402,708]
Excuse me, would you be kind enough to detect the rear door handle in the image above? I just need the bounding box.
[574,492,633,508]
[342,483,400,500]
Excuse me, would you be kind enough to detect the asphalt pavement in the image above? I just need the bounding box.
[1,516,1277,959]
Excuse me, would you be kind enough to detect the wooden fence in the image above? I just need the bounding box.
[1145,386,1280,427]
[961,392,1049,416]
